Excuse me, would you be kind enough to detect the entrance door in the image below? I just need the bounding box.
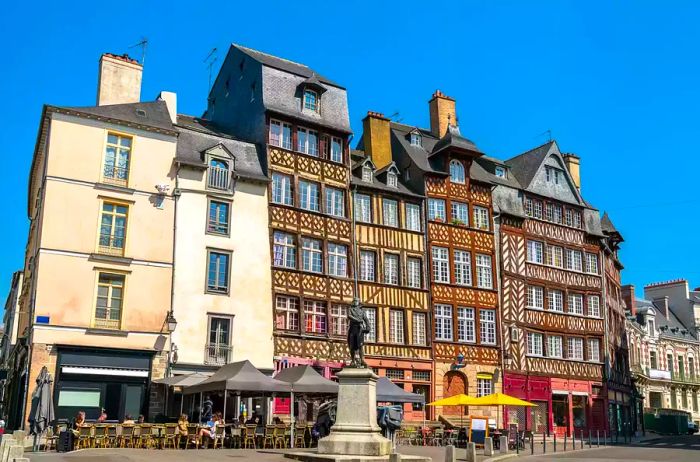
[552,394,569,436]
[442,371,466,415]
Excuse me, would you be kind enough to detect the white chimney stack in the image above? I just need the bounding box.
[158,91,177,124]
[97,53,143,106]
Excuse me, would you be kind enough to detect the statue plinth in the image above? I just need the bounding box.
[317,368,391,456]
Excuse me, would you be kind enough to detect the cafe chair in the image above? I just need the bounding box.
[294,424,306,448]
[212,425,226,449]
[185,424,200,449]
[76,425,93,449]
[242,424,257,449]
[120,425,135,448]
[162,424,178,449]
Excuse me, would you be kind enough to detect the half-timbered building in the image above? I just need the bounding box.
[492,142,608,436]
[205,44,354,385]
[352,112,431,421]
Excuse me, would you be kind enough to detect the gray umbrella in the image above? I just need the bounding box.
[29,366,55,436]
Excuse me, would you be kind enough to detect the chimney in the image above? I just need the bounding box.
[158,91,177,124]
[562,153,581,190]
[653,296,670,319]
[97,53,143,106]
[621,284,637,316]
[429,90,456,138]
[362,111,392,169]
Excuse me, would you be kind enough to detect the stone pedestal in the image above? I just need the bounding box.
[317,368,392,457]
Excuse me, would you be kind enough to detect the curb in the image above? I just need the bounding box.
[484,454,519,462]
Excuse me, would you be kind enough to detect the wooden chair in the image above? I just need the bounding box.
[44,426,57,451]
[150,425,163,449]
[76,425,93,449]
[186,424,200,449]
[161,424,178,449]
[294,424,306,448]
[262,425,276,448]
[93,425,108,448]
[272,425,286,449]
[431,427,445,446]
[229,426,241,449]
[242,424,257,449]
[120,425,135,448]
[105,425,118,448]
[212,424,226,449]
[137,424,152,448]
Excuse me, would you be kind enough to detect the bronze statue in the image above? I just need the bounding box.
[347,297,370,368]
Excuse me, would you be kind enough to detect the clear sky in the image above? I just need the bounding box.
[1,1,699,314]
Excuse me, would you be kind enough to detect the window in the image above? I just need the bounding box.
[565,208,573,227]
[545,203,553,222]
[407,257,422,288]
[208,158,231,190]
[360,250,376,282]
[473,206,489,230]
[299,180,320,212]
[330,137,343,163]
[495,166,506,178]
[568,337,584,360]
[527,286,544,309]
[384,254,399,285]
[545,166,562,184]
[668,353,674,372]
[387,171,398,188]
[297,127,319,156]
[568,293,584,315]
[412,312,427,346]
[269,120,293,150]
[457,307,475,343]
[385,369,404,380]
[355,193,372,222]
[207,250,230,293]
[647,320,655,334]
[649,350,658,369]
[533,200,543,219]
[275,296,299,331]
[477,378,493,397]
[405,203,421,231]
[103,133,131,185]
[428,198,446,221]
[303,89,319,112]
[587,295,601,317]
[480,309,496,344]
[273,232,296,268]
[548,289,564,312]
[98,202,128,255]
[435,304,453,341]
[410,132,422,147]
[548,335,563,358]
[454,250,472,286]
[546,245,564,268]
[587,338,600,362]
[689,358,695,377]
[524,197,533,216]
[325,187,345,217]
[272,172,293,206]
[330,304,348,336]
[364,307,377,342]
[566,249,583,272]
[301,238,323,273]
[383,199,399,227]
[449,160,465,183]
[527,240,544,263]
[389,310,405,344]
[94,273,124,329]
[413,370,430,382]
[207,200,230,234]
[207,316,232,364]
[527,332,543,356]
[304,300,326,334]
[586,253,599,274]
[572,210,582,228]
[552,204,563,223]
[362,165,373,183]
[476,254,493,289]
[432,247,450,283]
[328,243,348,277]
[451,202,469,225]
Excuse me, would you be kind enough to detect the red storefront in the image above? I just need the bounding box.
[504,373,607,436]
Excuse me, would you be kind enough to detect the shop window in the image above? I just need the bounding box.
[412,385,429,411]
[385,369,404,380]
[572,395,587,429]
[552,395,569,430]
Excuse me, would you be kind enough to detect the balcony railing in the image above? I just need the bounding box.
[204,344,232,366]
[102,165,129,186]
[207,167,231,191]
[98,234,125,257]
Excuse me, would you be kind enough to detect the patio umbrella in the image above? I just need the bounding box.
[427,394,479,428]
[469,392,536,429]
[28,366,55,450]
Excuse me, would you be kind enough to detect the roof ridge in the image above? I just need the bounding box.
[233,43,309,69]
[505,140,554,163]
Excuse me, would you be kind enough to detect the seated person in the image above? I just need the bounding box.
[198,412,224,445]
[137,415,145,424]
[272,416,283,425]
[122,414,135,425]
[177,414,189,436]
[72,411,86,431]
[245,412,257,425]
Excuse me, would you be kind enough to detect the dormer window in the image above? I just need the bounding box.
[362,165,373,183]
[208,158,231,190]
[387,171,398,188]
[304,89,319,112]
[495,166,507,178]
[449,160,465,184]
[545,166,563,184]
[410,132,422,147]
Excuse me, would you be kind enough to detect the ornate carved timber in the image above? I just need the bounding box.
[525,356,604,381]
[270,205,351,242]
[502,276,525,323]
[359,283,428,311]
[432,284,498,308]
[434,343,500,364]
[524,220,586,246]
[428,223,494,253]
[269,146,348,185]
[356,224,424,252]
[273,269,354,302]
[365,343,431,360]
[526,263,602,289]
[524,309,604,333]
[502,233,526,276]
[275,336,347,361]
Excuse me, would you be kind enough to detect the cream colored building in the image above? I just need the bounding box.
[170,115,274,376]
[8,53,178,427]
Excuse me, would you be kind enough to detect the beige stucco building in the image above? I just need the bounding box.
[6,53,178,427]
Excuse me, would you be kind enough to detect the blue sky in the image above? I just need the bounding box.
[1,1,699,313]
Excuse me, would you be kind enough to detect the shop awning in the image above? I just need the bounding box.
[153,372,211,387]
[476,372,493,380]
[61,366,148,378]
[274,365,338,394]
[184,360,291,395]
[377,377,425,404]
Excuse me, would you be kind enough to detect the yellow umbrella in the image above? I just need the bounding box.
[469,393,536,430]
[427,394,479,428]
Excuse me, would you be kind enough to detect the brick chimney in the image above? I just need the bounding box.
[429,90,456,138]
[653,296,670,319]
[97,53,143,106]
[621,284,637,316]
[362,111,392,169]
[562,153,581,190]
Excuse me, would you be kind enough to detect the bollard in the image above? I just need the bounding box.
[484,437,494,457]
[554,432,557,452]
[543,431,546,453]
[531,433,534,455]
[580,430,584,450]
[564,433,568,451]
[465,442,476,462]
[597,430,600,448]
[588,429,592,448]
[7,445,24,462]
[389,453,402,462]
[499,435,509,455]
[572,430,576,450]
[444,444,456,462]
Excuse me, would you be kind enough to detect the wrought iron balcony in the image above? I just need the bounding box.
[204,343,232,366]
[207,167,232,191]
[102,165,129,186]
[98,234,125,257]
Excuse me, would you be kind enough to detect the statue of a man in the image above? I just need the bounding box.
[347,297,369,368]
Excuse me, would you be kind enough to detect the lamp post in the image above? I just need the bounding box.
[165,310,177,377]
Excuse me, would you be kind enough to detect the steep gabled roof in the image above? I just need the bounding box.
[430,125,482,157]
[601,212,619,234]
[60,100,175,133]
[504,141,555,188]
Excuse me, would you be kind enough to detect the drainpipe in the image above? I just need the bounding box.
[491,188,507,428]
[351,186,359,298]
[600,241,611,433]
[168,165,181,378]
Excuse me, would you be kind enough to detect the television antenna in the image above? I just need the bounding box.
[537,129,552,142]
[204,48,218,90]
[388,111,403,123]
[129,37,148,65]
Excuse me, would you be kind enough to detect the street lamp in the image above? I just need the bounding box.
[166,311,178,333]
[165,311,177,378]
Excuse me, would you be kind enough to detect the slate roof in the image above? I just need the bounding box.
[601,212,619,234]
[504,141,555,188]
[350,152,423,198]
[175,114,267,182]
[430,125,482,156]
[233,44,343,89]
[636,298,698,341]
[58,100,176,134]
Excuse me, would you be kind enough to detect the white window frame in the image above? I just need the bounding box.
[586,252,599,274]
[432,247,450,283]
[297,127,319,156]
[588,338,601,362]
[328,243,348,277]
[435,304,453,341]
[410,132,422,147]
[548,335,563,358]
[453,249,472,286]
[275,295,299,331]
[362,165,373,182]
[389,309,405,344]
[449,159,465,183]
[299,180,320,212]
[364,307,377,342]
[359,250,376,282]
[546,245,564,268]
[473,206,489,230]
[476,254,493,289]
[325,187,345,217]
[527,332,543,356]
[407,257,422,289]
[384,253,399,285]
[405,203,421,232]
[330,137,343,163]
[527,285,544,309]
[303,89,319,112]
[457,307,475,343]
[355,193,372,223]
[383,198,399,227]
[451,201,469,225]
[273,231,296,269]
[568,293,584,315]
[387,171,398,188]
[566,249,583,272]
[527,240,544,264]
[301,238,323,273]
[272,172,293,206]
[428,198,446,221]
[412,312,427,346]
[568,337,584,360]
[480,309,497,345]
[269,119,293,150]
[548,289,564,312]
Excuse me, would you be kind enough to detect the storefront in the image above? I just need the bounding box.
[503,373,550,433]
[54,347,153,421]
[367,358,432,422]
[272,356,343,418]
